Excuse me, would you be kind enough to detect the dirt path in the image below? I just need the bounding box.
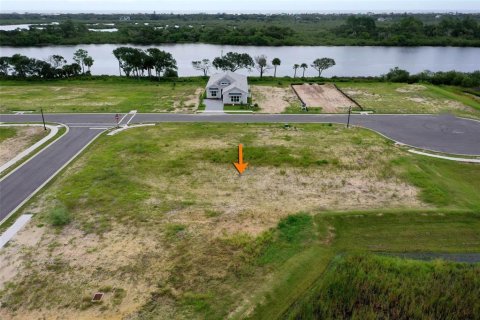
[293,83,354,112]
[0,126,48,167]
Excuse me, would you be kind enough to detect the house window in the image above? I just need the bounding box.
[210,90,218,97]
[230,95,240,103]
[220,81,230,86]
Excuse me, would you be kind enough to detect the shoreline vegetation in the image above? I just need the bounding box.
[1,48,480,88]
[1,13,480,47]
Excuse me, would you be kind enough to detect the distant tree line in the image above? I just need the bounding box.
[0,49,93,79]
[0,14,479,46]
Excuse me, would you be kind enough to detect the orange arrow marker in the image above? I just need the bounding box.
[233,144,248,174]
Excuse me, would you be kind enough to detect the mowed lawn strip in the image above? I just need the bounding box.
[0,123,479,320]
[0,79,204,113]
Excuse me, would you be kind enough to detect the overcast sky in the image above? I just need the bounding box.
[1,0,479,13]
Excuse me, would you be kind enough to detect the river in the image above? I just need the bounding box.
[0,44,478,77]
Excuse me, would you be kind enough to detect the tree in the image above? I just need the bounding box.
[48,55,66,69]
[73,49,91,74]
[272,58,281,77]
[385,67,410,82]
[113,47,125,76]
[300,63,308,78]
[84,56,94,73]
[192,59,211,76]
[212,52,254,72]
[59,19,76,38]
[146,48,177,79]
[311,58,336,77]
[255,54,273,78]
[62,63,81,78]
[0,56,10,76]
[293,64,299,78]
[36,60,55,79]
[255,55,272,78]
[9,54,31,77]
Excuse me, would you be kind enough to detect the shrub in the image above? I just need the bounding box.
[48,206,71,227]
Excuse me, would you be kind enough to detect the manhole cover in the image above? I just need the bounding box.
[92,292,104,302]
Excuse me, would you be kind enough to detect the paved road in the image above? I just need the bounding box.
[1,112,479,223]
[3,113,479,154]
[0,126,104,223]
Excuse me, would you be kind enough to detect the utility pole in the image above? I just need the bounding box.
[347,106,352,129]
[40,108,46,131]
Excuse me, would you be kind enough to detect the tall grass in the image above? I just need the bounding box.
[283,253,480,320]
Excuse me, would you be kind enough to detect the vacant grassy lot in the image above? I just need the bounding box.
[0,124,479,319]
[0,79,204,113]
[337,82,480,119]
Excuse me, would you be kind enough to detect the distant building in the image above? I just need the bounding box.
[119,16,130,21]
[206,71,249,105]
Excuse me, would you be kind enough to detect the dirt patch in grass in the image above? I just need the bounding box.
[0,126,48,167]
[0,222,163,320]
[251,85,300,113]
[395,84,428,93]
[292,84,354,112]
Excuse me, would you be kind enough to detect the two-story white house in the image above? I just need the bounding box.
[205,71,249,105]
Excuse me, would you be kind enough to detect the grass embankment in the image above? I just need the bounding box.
[0,78,204,113]
[336,82,480,119]
[0,124,479,319]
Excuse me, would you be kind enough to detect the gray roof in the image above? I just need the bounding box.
[206,71,248,93]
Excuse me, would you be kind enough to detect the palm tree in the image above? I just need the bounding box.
[293,64,300,78]
[300,63,308,78]
[272,58,281,78]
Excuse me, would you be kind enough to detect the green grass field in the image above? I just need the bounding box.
[336,82,480,119]
[0,79,204,113]
[0,124,479,319]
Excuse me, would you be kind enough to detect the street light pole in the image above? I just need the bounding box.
[347,106,352,129]
[40,108,47,131]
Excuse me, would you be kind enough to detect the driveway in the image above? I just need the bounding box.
[204,99,224,113]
